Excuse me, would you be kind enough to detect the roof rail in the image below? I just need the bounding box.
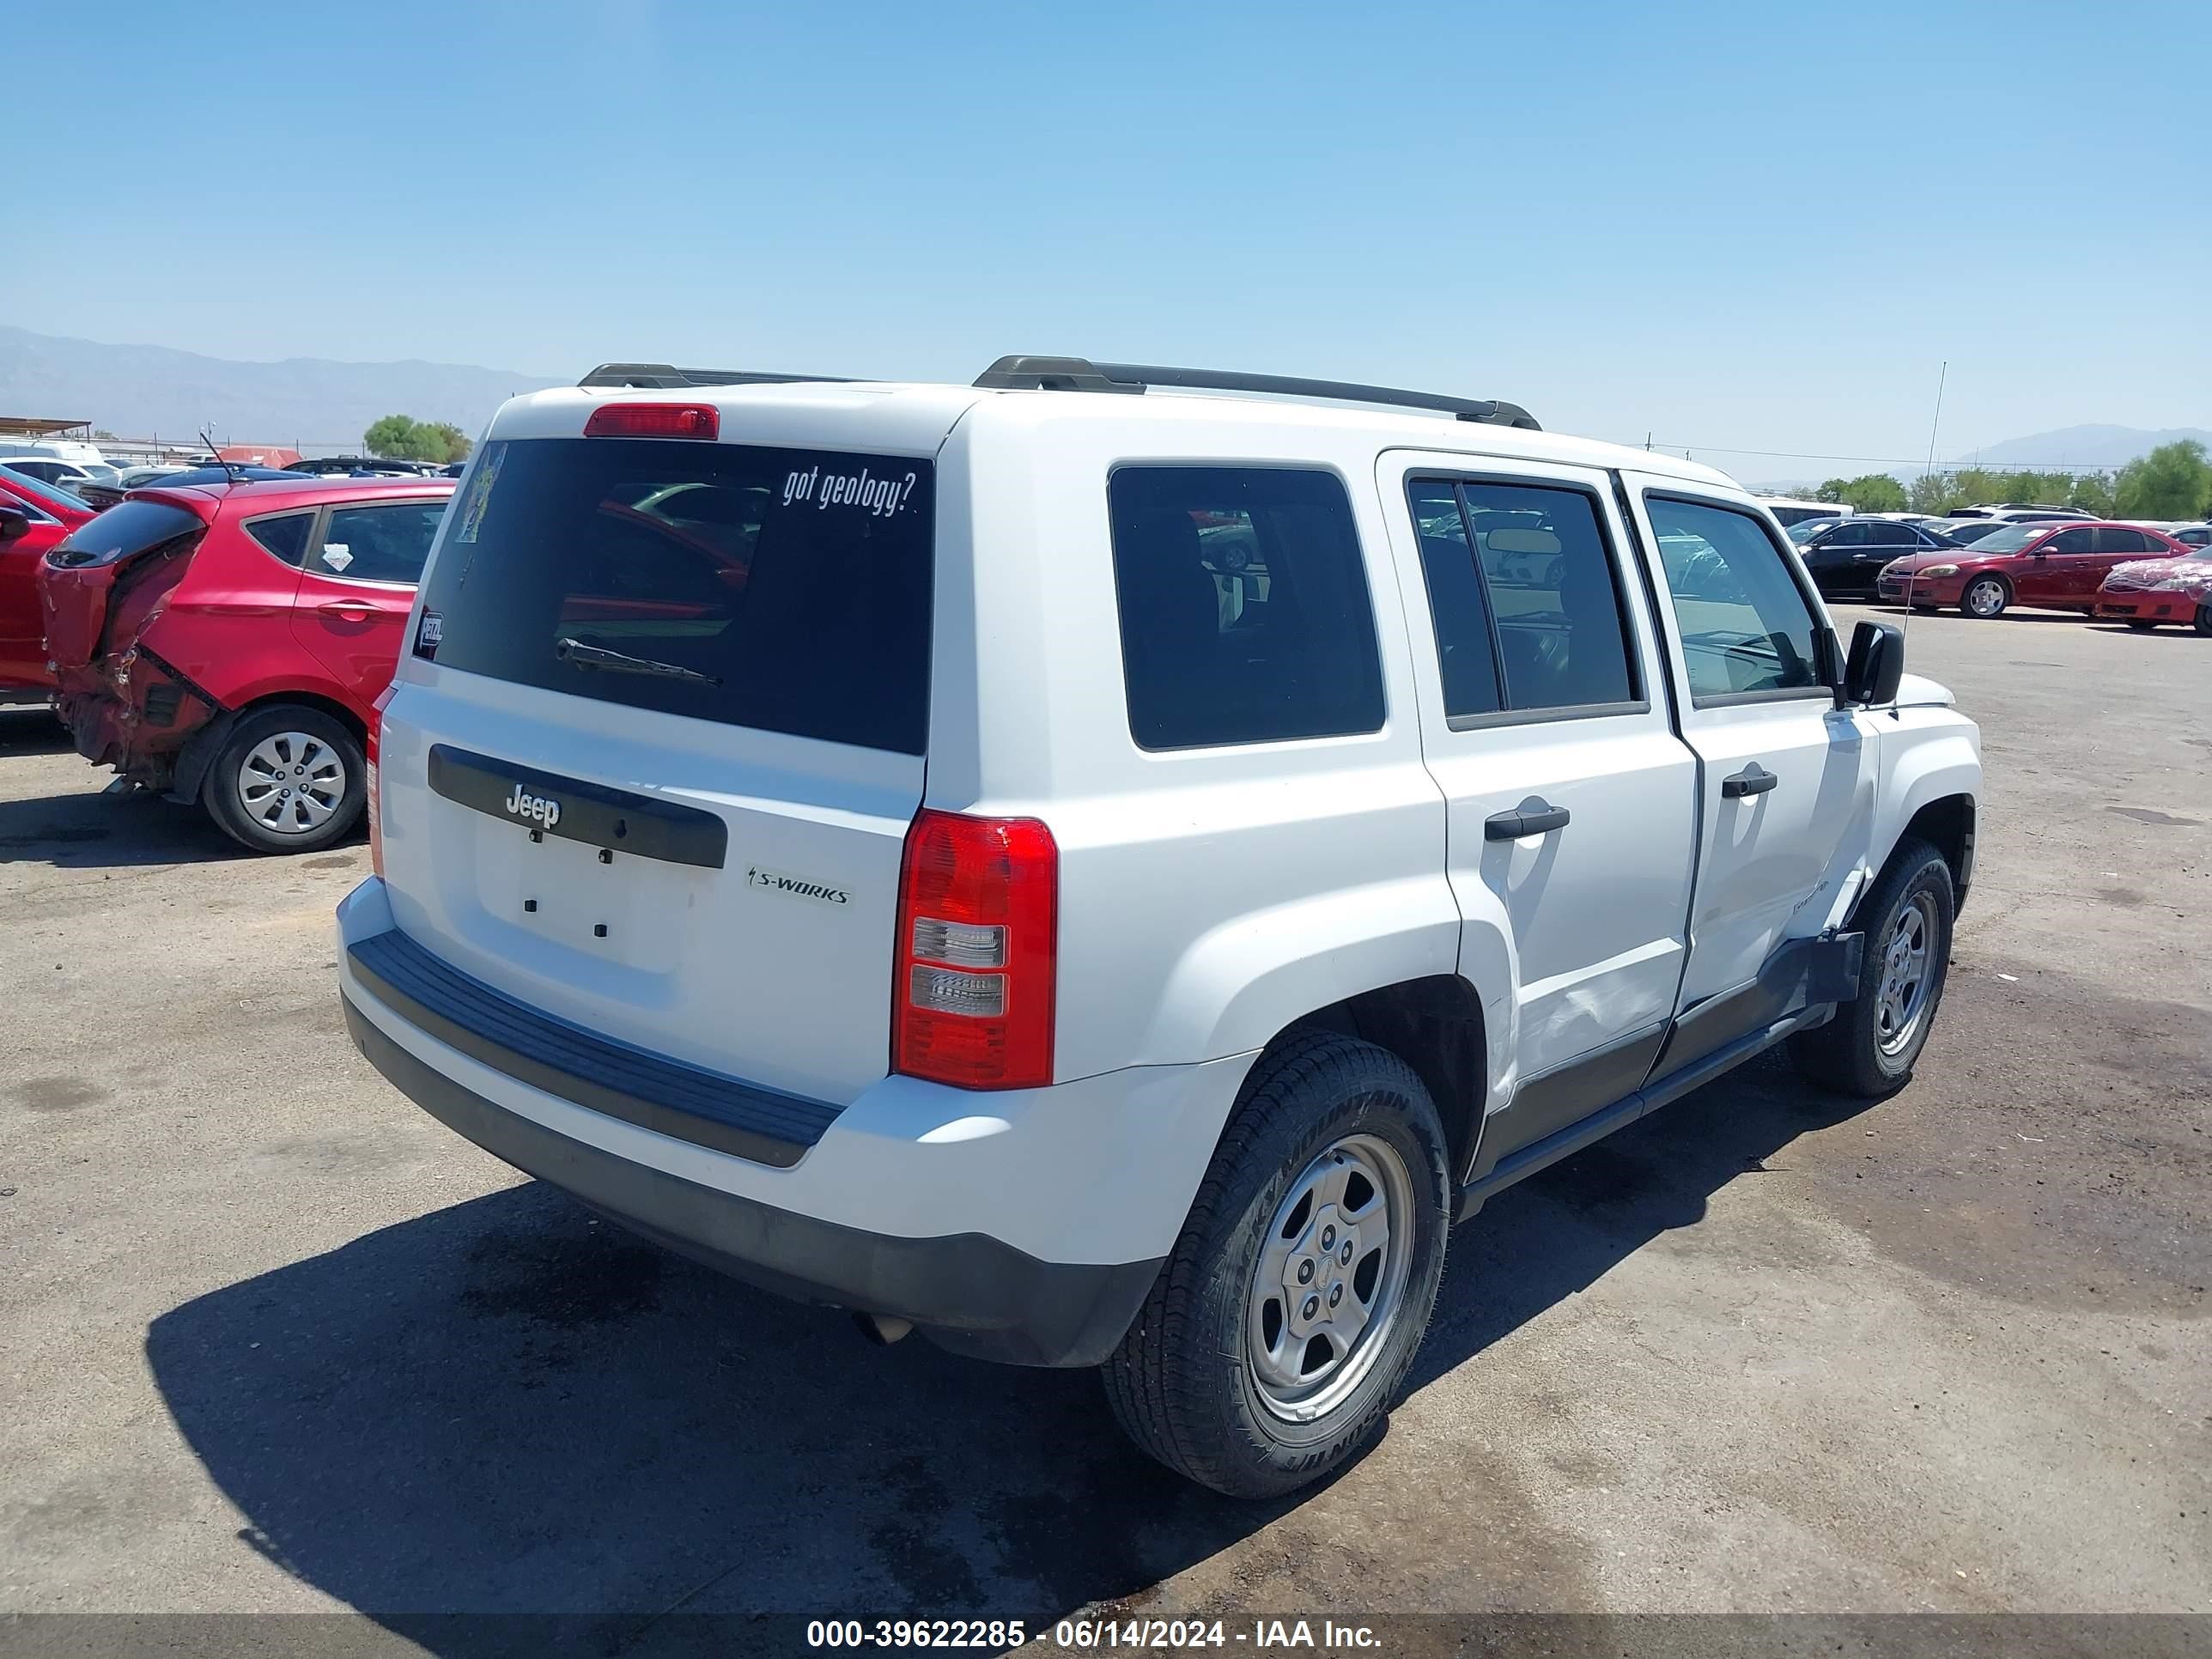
[577,362,852,390]
[972,356,1540,430]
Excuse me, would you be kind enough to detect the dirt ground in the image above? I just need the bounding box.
[2,602,2206,1656]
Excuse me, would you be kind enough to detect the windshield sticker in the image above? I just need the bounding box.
[780,463,919,519]
[452,441,505,544]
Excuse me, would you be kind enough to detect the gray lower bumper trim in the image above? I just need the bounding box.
[344,994,1162,1368]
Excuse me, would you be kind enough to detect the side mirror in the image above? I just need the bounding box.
[1843,619,1905,706]
[0,507,30,544]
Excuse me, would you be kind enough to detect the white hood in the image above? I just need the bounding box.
[1893,672,1955,709]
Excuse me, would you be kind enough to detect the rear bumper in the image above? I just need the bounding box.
[343,997,1161,1365]
[56,649,217,781]
[337,878,1245,1367]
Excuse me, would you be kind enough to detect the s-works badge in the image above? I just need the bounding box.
[747,866,849,906]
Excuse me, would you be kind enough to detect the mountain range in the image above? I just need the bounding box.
[4,326,2206,476]
[1944,424,2212,470]
[0,325,561,453]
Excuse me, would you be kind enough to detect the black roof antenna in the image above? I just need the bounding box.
[198,429,240,486]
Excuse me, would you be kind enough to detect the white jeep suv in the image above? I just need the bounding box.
[339,356,1980,1498]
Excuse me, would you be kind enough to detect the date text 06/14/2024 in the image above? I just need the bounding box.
[804,1619,1382,1650]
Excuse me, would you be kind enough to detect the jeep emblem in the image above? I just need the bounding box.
[502,783,562,830]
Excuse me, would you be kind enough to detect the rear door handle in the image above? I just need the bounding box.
[1486,801,1571,840]
[317,600,375,617]
[1723,763,1779,799]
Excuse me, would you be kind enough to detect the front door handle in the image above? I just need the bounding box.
[1486,801,1571,840]
[317,600,375,617]
[1723,763,1780,799]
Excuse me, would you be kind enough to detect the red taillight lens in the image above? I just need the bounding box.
[367,681,398,878]
[893,809,1057,1091]
[583,402,720,440]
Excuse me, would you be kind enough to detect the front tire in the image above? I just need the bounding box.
[1103,1033,1450,1498]
[1790,838,1955,1097]
[2196,605,2212,638]
[1960,576,2010,618]
[202,703,365,854]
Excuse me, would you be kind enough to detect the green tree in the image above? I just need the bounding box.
[1908,471,1964,514]
[1949,467,2007,507]
[362,415,473,464]
[1815,473,1907,513]
[422,422,471,463]
[2067,472,2117,517]
[2113,441,2212,520]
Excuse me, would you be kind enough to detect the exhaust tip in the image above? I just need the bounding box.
[853,1311,914,1347]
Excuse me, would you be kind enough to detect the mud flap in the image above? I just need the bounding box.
[1807,930,1865,1004]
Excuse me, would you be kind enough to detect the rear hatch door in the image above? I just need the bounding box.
[376,432,938,1107]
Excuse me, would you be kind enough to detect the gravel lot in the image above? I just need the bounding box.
[3,604,2206,1653]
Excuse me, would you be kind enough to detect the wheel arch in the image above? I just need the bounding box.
[1263,975,1490,1184]
[1860,790,1976,922]
[1962,570,2013,611]
[177,690,369,809]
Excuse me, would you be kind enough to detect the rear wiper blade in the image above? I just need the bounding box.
[556,636,722,687]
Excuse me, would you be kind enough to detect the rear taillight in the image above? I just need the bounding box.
[367,682,398,878]
[583,402,720,441]
[893,810,1057,1091]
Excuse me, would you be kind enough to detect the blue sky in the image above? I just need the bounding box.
[10,0,2208,477]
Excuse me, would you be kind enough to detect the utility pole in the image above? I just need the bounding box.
[1924,361,1948,475]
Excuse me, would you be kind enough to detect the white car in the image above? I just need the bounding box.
[341,356,1982,1498]
[0,455,97,491]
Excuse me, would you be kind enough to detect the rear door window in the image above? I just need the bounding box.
[1407,482,1503,719]
[419,438,934,755]
[315,501,447,583]
[245,511,316,568]
[1108,466,1383,750]
[1454,481,1638,714]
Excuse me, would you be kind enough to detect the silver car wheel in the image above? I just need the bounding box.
[1875,893,1936,1056]
[1965,578,2007,617]
[1247,1132,1414,1423]
[236,731,346,836]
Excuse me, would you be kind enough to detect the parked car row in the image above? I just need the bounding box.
[1875,520,2211,630]
[3,464,454,848]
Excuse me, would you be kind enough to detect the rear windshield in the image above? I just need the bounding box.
[419,438,934,755]
[47,500,205,568]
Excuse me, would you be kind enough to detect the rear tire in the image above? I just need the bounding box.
[202,703,365,855]
[1790,838,1955,1097]
[1102,1033,1450,1499]
[1960,576,2010,619]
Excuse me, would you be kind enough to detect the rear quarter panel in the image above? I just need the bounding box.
[932,398,1463,1088]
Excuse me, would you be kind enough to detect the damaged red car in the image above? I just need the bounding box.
[1,464,99,706]
[40,475,453,853]
[2094,548,2212,634]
